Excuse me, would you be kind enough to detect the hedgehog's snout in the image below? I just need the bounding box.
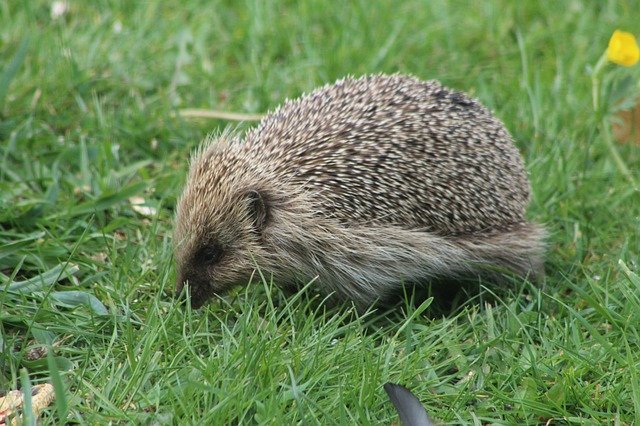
[175,271,212,309]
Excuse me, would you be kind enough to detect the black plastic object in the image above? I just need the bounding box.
[384,383,434,426]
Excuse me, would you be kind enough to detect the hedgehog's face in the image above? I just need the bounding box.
[173,146,270,308]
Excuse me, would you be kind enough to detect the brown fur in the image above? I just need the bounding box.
[174,74,545,309]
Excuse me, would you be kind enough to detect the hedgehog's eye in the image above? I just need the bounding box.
[194,243,223,265]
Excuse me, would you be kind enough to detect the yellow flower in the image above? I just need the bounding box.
[607,30,640,67]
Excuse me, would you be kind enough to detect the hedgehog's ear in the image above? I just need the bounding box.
[245,190,269,232]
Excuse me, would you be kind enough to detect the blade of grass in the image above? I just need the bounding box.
[0,37,29,111]
[5,264,79,294]
[48,181,147,219]
[19,369,35,426]
[47,350,69,423]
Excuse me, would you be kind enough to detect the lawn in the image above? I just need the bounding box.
[1,0,640,424]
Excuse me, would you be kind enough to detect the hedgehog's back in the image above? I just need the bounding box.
[242,74,530,235]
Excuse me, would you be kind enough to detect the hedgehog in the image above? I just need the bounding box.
[173,74,545,309]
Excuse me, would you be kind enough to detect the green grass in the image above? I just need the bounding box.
[1,0,640,424]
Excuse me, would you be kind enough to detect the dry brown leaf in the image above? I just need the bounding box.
[0,384,55,425]
[613,97,640,145]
